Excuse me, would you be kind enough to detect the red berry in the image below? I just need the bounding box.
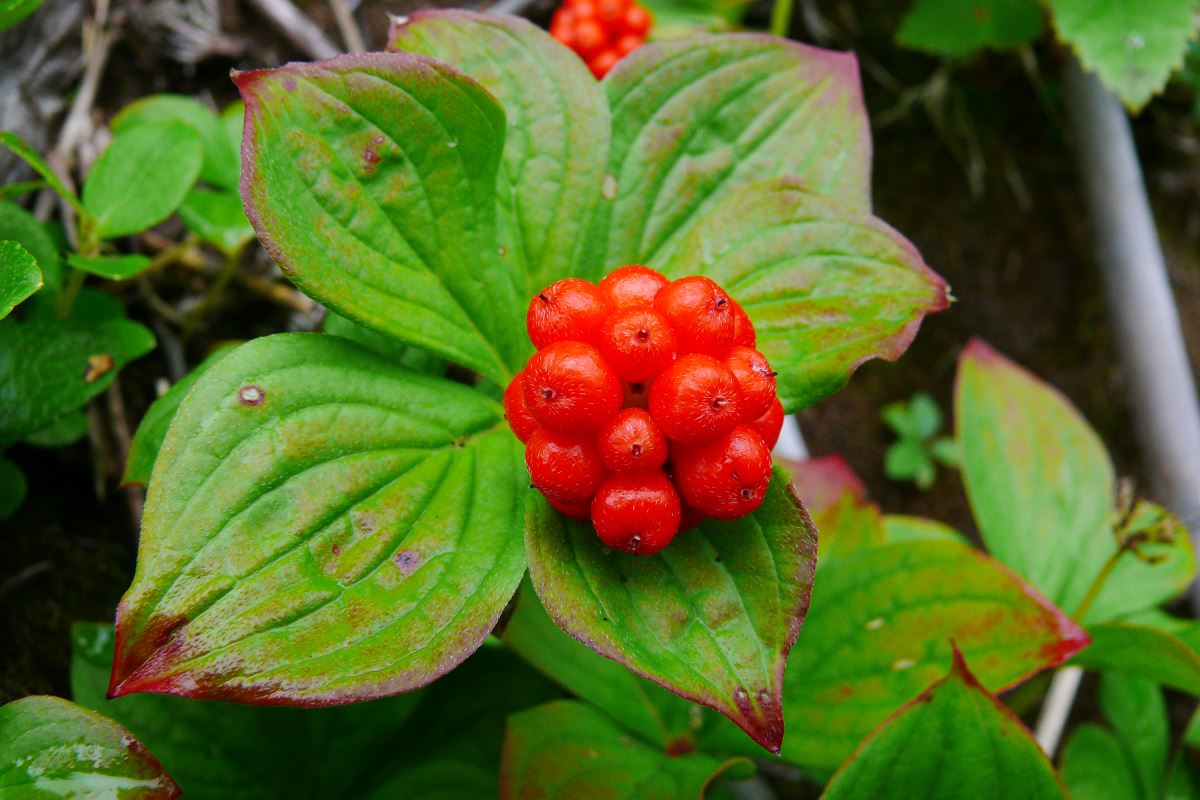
[648,353,742,444]
[591,472,681,555]
[571,0,598,16]
[526,428,606,503]
[574,19,607,57]
[523,341,622,432]
[597,408,668,473]
[503,372,539,443]
[674,425,772,519]
[526,278,612,349]
[622,380,650,409]
[598,264,668,309]
[598,307,676,382]
[597,0,629,25]
[622,4,652,35]
[730,298,756,348]
[654,276,735,355]
[550,9,575,44]
[748,397,784,450]
[614,33,642,57]
[549,497,592,520]
[724,346,776,420]
[589,48,620,78]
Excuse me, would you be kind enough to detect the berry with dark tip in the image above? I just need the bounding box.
[591,472,681,554]
[526,278,612,349]
[725,346,777,421]
[599,306,676,382]
[673,425,772,519]
[654,276,735,355]
[526,428,607,503]
[599,264,670,309]
[523,340,622,432]
[597,408,668,473]
[648,353,742,444]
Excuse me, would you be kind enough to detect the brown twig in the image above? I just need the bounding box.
[328,0,365,52]
[244,0,338,60]
[106,378,145,532]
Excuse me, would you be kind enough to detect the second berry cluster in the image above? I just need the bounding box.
[505,265,784,555]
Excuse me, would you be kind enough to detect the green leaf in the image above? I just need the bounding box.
[1098,672,1167,799]
[881,514,968,545]
[177,188,255,255]
[236,53,525,384]
[896,0,1045,58]
[0,131,85,216]
[123,346,236,487]
[66,253,152,281]
[928,436,960,467]
[110,333,528,704]
[781,539,1087,779]
[1060,724,1142,800]
[599,34,873,276]
[0,201,60,292]
[1070,623,1200,696]
[882,392,943,440]
[0,694,180,799]
[1046,0,1195,111]
[0,313,155,446]
[525,468,817,753]
[113,94,240,190]
[363,761,494,800]
[0,455,25,521]
[884,439,933,483]
[23,410,89,448]
[0,0,43,31]
[501,700,753,799]
[781,455,884,561]
[662,180,948,411]
[822,651,1065,799]
[82,121,203,239]
[388,10,611,292]
[323,311,446,375]
[956,339,1195,622]
[0,240,40,317]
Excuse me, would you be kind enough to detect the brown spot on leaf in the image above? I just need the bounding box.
[84,353,114,383]
[665,737,695,757]
[237,384,265,406]
[393,549,421,575]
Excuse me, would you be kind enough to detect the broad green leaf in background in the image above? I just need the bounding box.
[0,455,25,521]
[0,200,61,292]
[0,132,85,216]
[74,623,553,798]
[1060,724,1142,800]
[23,410,89,448]
[663,180,948,411]
[882,391,942,440]
[364,762,494,800]
[1098,672,1168,799]
[956,339,1195,622]
[236,53,526,384]
[82,121,203,239]
[0,694,179,799]
[501,700,752,800]
[1070,623,1200,696]
[821,652,1065,799]
[0,0,44,31]
[114,94,240,190]
[881,514,968,544]
[599,34,873,275]
[884,438,936,489]
[1046,0,1195,111]
[0,240,40,318]
[177,188,255,255]
[123,346,237,487]
[323,311,447,376]
[782,455,884,560]
[525,469,817,753]
[110,334,528,704]
[896,0,1045,58]
[781,539,1087,779]
[388,11,611,292]
[66,253,152,281]
[0,313,155,446]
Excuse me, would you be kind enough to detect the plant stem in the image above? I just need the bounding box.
[1071,545,1128,622]
[770,0,793,39]
[57,268,86,319]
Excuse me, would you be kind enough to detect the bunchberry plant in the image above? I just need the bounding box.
[880,390,958,490]
[550,0,654,77]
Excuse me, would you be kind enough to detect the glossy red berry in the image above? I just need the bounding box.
[574,18,606,56]
[598,307,677,382]
[597,0,628,25]
[598,264,669,309]
[748,397,785,450]
[526,278,612,349]
[623,4,652,35]
[725,346,776,421]
[730,299,756,348]
[654,276,735,355]
[674,425,772,519]
[614,34,641,57]
[503,372,539,443]
[597,408,668,473]
[591,472,681,555]
[526,429,607,503]
[648,353,742,444]
[549,497,592,520]
[523,341,622,432]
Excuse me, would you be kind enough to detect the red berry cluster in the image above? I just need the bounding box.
[549,0,653,79]
[505,266,785,556]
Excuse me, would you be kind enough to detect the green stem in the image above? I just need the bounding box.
[1071,546,1129,623]
[182,245,245,339]
[57,268,86,319]
[770,0,793,38]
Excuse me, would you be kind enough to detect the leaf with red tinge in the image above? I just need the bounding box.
[663,180,949,412]
[821,650,1066,799]
[781,538,1087,779]
[109,334,527,705]
[782,455,884,560]
[0,695,180,799]
[525,468,817,753]
[501,700,753,799]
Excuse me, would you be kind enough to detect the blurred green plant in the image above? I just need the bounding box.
[881,390,958,490]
